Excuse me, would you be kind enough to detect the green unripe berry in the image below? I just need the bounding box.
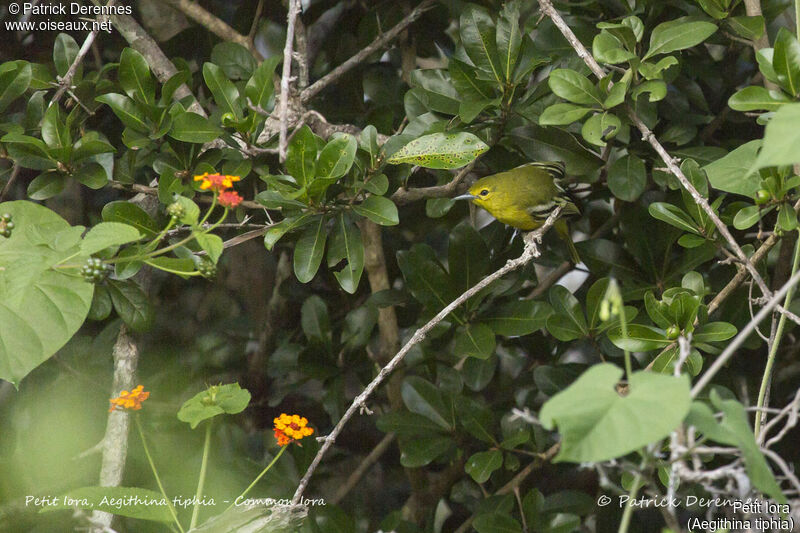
[5,221,13,230]
[166,202,185,219]
[221,112,236,127]
[754,189,770,205]
[1,213,11,221]
[666,325,680,340]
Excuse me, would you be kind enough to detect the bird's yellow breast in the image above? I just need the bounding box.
[474,201,540,230]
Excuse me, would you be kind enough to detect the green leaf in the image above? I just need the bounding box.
[462,355,498,391]
[101,201,159,238]
[171,196,200,226]
[203,62,242,120]
[448,221,489,293]
[693,322,737,342]
[780,202,799,231]
[473,513,523,533]
[263,213,315,250]
[210,42,257,80]
[773,28,800,97]
[73,162,108,189]
[631,80,667,102]
[169,111,223,144]
[301,294,330,345]
[607,324,671,351]
[246,56,281,110]
[539,103,593,126]
[27,171,66,200]
[648,202,700,234]
[286,125,317,188]
[387,132,488,169]
[496,1,522,83]
[540,364,691,462]
[353,196,399,226]
[196,233,224,264]
[453,323,496,359]
[44,487,172,522]
[72,139,115,162]
[483,301,553,336]
[726,15,765,41]
[118,48,155,104]
[751,104,800,172]
[397,244,459,313]
[466,450,503,483]
[549,286,588,335]
[0,62,31,113]
[80,222,141,255]
[643,18,718,60]
[581,112,621,147]
[177,383,251,429]
[329,213,364,294]
[728,86,790,112]
[548,69,603,105]
[95,93,149,133]
[401,376,453,430]
[3,133,55,170]
[145,256,195,278]
[593,32,637,64]
[638,56,679,80]
[608,154,646,202]
[377,411,447,436]
[703,140,761,196]
[460,5,503,83]
[107,280,153,332]
[88,284,112,321]
[409,69,461,115]
[293,216,328,283]
[399,435,453,467]
[53,33,79,77]
[0,201,93,385]
[317,135,357,179]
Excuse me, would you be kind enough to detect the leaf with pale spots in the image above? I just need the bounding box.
[387,132,489,169]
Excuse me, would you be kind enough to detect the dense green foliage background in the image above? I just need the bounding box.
[1,0,800,531]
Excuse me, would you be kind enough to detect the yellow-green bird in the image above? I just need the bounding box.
[454,161,582,264]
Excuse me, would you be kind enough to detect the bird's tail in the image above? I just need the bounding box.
[555,219,581,264]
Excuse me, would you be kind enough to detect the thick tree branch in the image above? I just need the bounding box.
[291,207,564,505]
[392,160,476,205]
[278,0,302,162]
[300,0,437,102]
[162,0,261,59]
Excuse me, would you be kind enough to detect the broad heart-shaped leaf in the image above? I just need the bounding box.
[118,48,155,104]
[703,140,760,197]
[751,104,800,172]
[607,324,671,351]
[316,134,357,179]
[0,62,31,113]
[43,487,172,522]
[177,383,251,429]
[286,125,317,188]
[246,56,281,110]
[686,394,786,503]
[643,18,717,60]
[386,132,488,169]
[202,62,242,120]
[773,28,800,97]
[101,201,159,237]
[483,300,553,336]
[80,222,142,255]
[728,86,791,112]
[540,364,691,462]
[352,196,399,226]
[169,111,223,143]
[608,154,646,202]
[548,69,603,106]
[453,323,496,359]
[465,450,503,483]
[460,5,503,83]
[293,215,328,283]
[95,93,149,133]
[0,201,93,386]
[401,376,454,430]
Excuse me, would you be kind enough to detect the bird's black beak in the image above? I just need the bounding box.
[453,193,476,201]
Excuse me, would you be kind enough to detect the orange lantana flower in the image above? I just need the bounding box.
[109,385,150,412]
[193,173,241,191]
[273,413,314,446]
[218,190,243,208]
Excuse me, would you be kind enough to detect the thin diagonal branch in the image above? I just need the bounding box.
[162,0,261,59]
[536,0,772,301]
[391,160,477,205]
[300,0,436,102]
[291,207,564,504]
[278,0,302,163]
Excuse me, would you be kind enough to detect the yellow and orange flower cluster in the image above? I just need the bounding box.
[109,385,150,412]
[193,173,243,208]
[273,413,314,446]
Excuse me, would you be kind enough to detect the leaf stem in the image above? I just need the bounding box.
[617,471,643,533]
[190,421,213,530]
[225,445,288,512]
[754,229,800,439]
[135,415,185,533]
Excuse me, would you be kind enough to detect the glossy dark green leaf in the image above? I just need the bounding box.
[245,56,281,110]
[548,69,603,105]
[387,132,488,169]
[101,201,159,237]
[496,1,521,83]
[286,125,317,188]
[301,295,330,345]
[773,28,800,97]
[607,324,671,351]
[726,15,765,41]
[27,171,66,199]
[460,5,503,83]
[465,450,503,483]
[53,33,79,77]
[316,135,357,179]
[648,202,700,234]
[473,513,522,533]
[397,244,459,312]
[643,18,717,60]
[202,62,242,120]
[293,216,328,283]
[401,376,453,430]
[539,103,593,126]
[593,31,636,64]
[453,323,496,359]
[95,93,149,133]
[608,154,646,202]
[210,42,257,80]
[462,355,498,392]
[108,280,154,332]
[549,285,588,335]
[377,411,447,436]
[169,111,223,143]
[3,132,55,170]
[353,196,399,226]
[118,48,155,104]
[329,213,364,294]
[399,435,453,467]
[73,162,108,189]
[483,300,553,336]
[0,62,31,113]
[693,322,737,342]
[581,111,621,146]
[702,140,760,197]
[728,86,790,112]
[448,222,489,293]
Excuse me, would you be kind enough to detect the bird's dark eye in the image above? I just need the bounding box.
[479,189,489,196]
